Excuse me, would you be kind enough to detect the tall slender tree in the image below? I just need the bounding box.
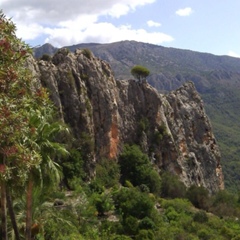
[0,10,35,240]
[0,11,69,240]
[25,102,69,240]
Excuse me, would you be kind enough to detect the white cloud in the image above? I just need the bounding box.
[45,22,173,47]
[147,20,161,27]
[16,23,47,40]
[1,0,155,23]
[228,51,240,58]
[0,0,175,47]
[175,7,193,17]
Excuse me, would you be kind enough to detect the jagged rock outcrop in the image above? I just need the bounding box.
[28,49,224,193]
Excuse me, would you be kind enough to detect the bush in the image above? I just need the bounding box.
[91,192,114,216]
[40,54,51,61]
[119,144,149,185]
[139,217,156,230]
[161,198,192,214]
[61,148,85,189]
[197,229,212,240]
[161,172,186,199]
[82,48,92,59]
[123,216,139,235]
[95,158,120,188]
[153,124,168,145]
[165,206,180,222]
[136,229,155,240]
[119,145,161,194]
[113,187,154,219]
[186,185,209,210]
[193,210,208,223]
[210,190,240,217]
[212,190,237,207]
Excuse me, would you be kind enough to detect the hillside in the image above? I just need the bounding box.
[2,10,240,239]
[27,48,240,239]
[34,41,240,191]
[29,49,224,193]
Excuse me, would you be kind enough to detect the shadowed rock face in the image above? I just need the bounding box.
[28,49,224,193]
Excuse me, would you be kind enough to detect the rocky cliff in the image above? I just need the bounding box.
[28,48,224,193]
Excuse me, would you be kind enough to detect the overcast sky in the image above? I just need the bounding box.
[1,0,240,57]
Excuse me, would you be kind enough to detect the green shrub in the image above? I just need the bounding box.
[138,118,150,135]
[91,192,114,216]
[165,206,180,222]
[161,198,192,214]
[139,217,156,231]
[136,229,155,240]
[119,145,161,194]
[88,180,105,194]
[61,148,85,189]
[153,124,168,144]
[95,158,120,188]
[40,53,51,61]
[82,48,92,59]
[161,172,186,199]
[138,184,150,193]
[186,185,209,210]
[212,190,237,207]
[113,187,154,219]
[123,216,139,235]
[193,210,208,223]
[197,229,212,240]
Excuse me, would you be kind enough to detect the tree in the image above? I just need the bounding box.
[0,10,36,239]
[131,65,150,82]
[25,105,69,240]
[186,185,209,210]
[161,172,186,199]
[0,11,69,240]
[119,145,161,194]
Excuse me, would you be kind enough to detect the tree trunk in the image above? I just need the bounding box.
[1,180,8,240]
[6,188,20,240]
[26,174,33,240]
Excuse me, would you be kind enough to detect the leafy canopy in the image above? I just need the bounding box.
[131,65,150,81]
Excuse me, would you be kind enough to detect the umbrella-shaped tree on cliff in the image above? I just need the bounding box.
[131,65,150,82]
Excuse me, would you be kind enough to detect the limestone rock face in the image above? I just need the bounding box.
[28,49,224,193]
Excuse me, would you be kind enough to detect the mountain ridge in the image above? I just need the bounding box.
[28,48,224,193]
[34,40,240,191]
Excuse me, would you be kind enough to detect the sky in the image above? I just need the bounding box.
[1,0,240,57]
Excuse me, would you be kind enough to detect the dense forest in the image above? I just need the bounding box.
[1,11,240,240]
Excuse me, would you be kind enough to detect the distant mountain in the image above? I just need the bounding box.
[34,41,240,191]
[33,43,58,59]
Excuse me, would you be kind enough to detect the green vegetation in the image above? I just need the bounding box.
[131,65,150,81]
[34,39,240,193]
[119,145,161,194]
[82,48,92,59]
[138,117,150,133]
[0,11,69,239]
[40,53,52,61]
[203,85,240,192]
[3,10,240,240]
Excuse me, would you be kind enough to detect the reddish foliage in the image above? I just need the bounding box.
[0,164,6,173]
